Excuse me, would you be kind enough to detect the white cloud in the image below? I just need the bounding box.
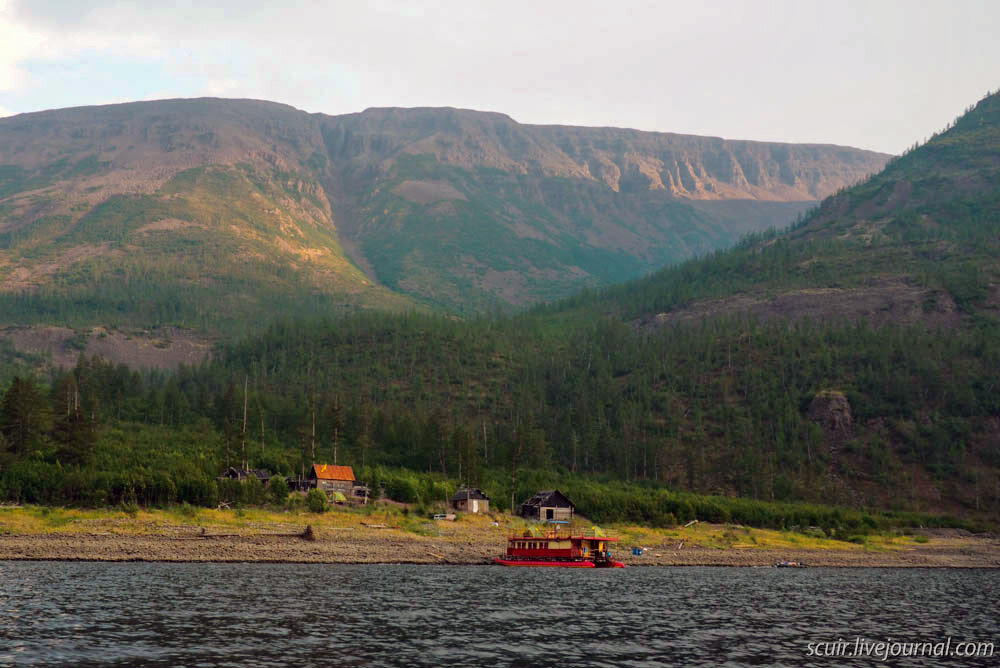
[0,0,47,91]
[0,104,13,117]
[3,0,1000,153]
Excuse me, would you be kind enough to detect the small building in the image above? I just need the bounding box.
[219,467,271,485]
[351,483,371,504]
[451,488,490,513]
[308,464,356,498]
[520,490,575,523]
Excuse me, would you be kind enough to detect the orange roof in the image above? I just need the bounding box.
[312,464,355,481]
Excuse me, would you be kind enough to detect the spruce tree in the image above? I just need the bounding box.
[0,377,51,455]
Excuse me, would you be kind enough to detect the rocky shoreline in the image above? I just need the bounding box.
[2,529,997,568]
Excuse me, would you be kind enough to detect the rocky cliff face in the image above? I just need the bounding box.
[321,107,889,201]
[0,98,891,318]
[529,125,886,201]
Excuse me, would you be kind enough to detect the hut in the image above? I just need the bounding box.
[308,464,356,498]
[451,488,490,513]
[520,490,575,523]
[351,482,371,505]
[219,467,271,485]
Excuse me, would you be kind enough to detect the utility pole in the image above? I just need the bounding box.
[254,362,264,464]
[241,375,248,470]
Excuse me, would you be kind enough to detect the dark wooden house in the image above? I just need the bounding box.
[520,490,575,522]
[451,488,490,513]
[219,467,271,485]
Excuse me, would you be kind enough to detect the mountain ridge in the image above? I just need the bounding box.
[0,97,890,320]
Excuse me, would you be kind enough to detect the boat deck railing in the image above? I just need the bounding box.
[507,528,620,542]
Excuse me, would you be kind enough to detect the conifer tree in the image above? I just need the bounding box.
[0,376,51,455]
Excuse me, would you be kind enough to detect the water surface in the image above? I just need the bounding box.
[1,563,997,667]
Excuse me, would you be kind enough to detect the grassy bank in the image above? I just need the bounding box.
[0,503,939,552]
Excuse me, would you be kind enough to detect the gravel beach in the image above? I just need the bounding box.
[1,526,997,567]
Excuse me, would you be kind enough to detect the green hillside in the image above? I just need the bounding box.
[343,151,812,311]
[568,91,1000,323]
[0,162,414,332]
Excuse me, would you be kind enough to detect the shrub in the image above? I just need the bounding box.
[121,499,139,517]
[385,474,420,504]
[177,502,198,519]
[269,475,289,505]
[176,476,218,507]
[243,476,267,506]
[306,488,328,513]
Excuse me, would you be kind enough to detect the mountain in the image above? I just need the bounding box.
[0,98,889,330]
[591,91,1000,328]
[0,99,417,334]
[319,107,887,310]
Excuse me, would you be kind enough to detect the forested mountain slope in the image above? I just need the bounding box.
[573,92,1000,326]
[0,99,416,333]
[0,98,888,331]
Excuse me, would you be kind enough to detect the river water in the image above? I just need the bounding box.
[0,562,997,667]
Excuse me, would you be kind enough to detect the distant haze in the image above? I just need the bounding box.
[0,0,998,154]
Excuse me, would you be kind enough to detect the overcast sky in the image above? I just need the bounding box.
[1,0,997,154]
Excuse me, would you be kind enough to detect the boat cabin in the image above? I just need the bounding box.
[500,528,621,566]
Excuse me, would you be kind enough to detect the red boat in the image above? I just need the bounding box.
[493,528,626,568]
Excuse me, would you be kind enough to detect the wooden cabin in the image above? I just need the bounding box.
[451,488,490,513]
[520,490,575,522]
[308,464,355,498]
[219,467,271,485]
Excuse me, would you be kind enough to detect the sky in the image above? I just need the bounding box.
[0,0,997,154]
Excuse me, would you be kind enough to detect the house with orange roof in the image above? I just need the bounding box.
[308,464,357,500]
